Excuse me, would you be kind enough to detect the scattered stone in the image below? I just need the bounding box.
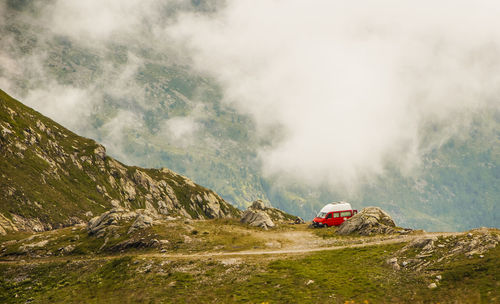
[159,240,170,245]
[265,241,282,248]
[19,240,49,252]
[221,258,242,266]
[183,235,193,243]
[396,229,499,273]
[387,257,400,270]
[428,283,437,289]
[398,228,413,235]
[407,237,437,250]
[436,275,442,281]
[111,238,159,251]
[60,245,75,254]
[306,279,314,286]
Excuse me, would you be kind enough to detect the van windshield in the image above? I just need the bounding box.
[316,212,327,218]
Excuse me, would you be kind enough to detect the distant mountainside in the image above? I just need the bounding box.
[1,2,498,231]
[0,89,240,234]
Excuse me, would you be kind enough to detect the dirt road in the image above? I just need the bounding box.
[0,231,462,265]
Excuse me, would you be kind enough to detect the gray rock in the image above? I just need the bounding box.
[19,240,49,253]
[244,200,297,223]
[128,214,153,234]
[241,210,275,230]
[60,244,75,254]
[94,145,106,160]
[249,200,266,210]
[336,207,396,236]
[294,217,305,224]
[428,283,437,289]
[387,257,400,270]
[87,208,137,237]
[0,213,18,235]
[408,237,437,249]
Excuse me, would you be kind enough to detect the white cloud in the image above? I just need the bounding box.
[100,110,143,162]
[161,116,199,147]
[23,84,96,132]
[45,0,160,41]
[168,0,500,186]
[2,0,499,190]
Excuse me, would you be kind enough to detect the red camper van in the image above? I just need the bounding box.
[312,202,357,228]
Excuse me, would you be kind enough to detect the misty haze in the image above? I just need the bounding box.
[0,1,499,303]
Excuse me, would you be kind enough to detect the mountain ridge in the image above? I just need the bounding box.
[0,89,240,234]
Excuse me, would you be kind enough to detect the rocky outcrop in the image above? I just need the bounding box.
[128,214,154,234]
[87,208,157,238]
[241,209,275,230]
[0,213,18,235]
[336,207,397,236]
[240,200,300,229]
[246,200,299,223]
[392,228,499,273]
[0,89,241,234]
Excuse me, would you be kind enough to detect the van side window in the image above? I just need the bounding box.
[326,213,332,219]
[340,211,352,217]
[333,213,340,218]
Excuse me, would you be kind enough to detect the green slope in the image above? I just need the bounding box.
[0,89,240,232]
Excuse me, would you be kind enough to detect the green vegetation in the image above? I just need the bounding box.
[0,218,279,257]
[0,89,240,231]
[0,89,110,225]
[1,240,498,303]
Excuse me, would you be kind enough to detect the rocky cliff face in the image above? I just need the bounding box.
[0,89,241,234]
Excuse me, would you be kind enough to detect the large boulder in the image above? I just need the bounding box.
[336,207,396,236]
[240,210,275,230]
[87,208,155,238]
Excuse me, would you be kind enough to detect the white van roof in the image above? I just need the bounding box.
[319,202,353,213]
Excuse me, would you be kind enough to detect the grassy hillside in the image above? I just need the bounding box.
[0,89,240,233]
[0,223,498,303]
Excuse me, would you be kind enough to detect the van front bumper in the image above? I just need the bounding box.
[312,221,326,228]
